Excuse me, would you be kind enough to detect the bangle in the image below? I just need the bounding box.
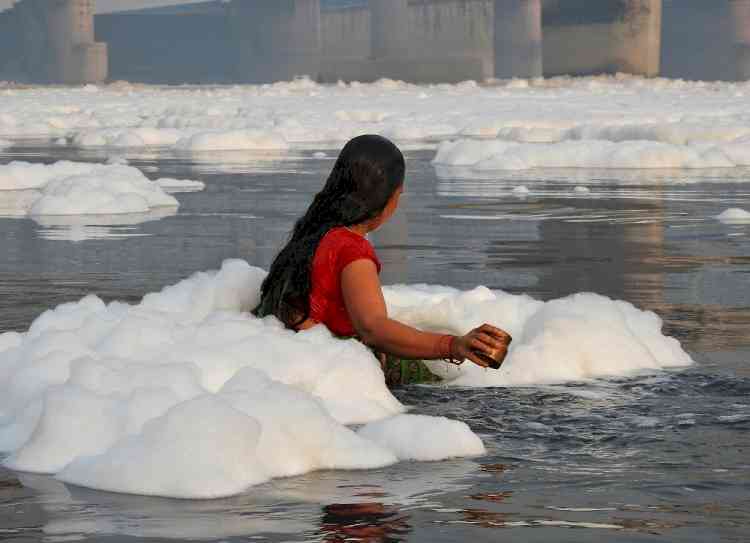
[446,335,454,358]
[439,335,461,365]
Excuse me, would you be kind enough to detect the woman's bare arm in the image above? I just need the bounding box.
[341,259,510,366]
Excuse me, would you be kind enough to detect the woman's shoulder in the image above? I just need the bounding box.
[320,227,380,269]
[321,226,370,246]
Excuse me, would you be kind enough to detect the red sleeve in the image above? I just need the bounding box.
[336,235,381,275]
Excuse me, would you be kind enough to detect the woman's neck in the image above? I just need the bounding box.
[345,223,370,237]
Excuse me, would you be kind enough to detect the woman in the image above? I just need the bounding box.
[254,134,511,372]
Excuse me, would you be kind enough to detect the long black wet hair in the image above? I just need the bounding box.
[253,134,405,329]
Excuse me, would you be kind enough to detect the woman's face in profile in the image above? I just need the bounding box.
[374,184,404,229]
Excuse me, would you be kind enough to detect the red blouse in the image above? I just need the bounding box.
[309,227,381,337]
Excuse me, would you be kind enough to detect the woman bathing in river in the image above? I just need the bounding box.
[254,135,511,379]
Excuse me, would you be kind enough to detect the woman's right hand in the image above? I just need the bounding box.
[453,324,512,368]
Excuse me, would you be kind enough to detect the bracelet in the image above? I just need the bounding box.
[439,335,462,365]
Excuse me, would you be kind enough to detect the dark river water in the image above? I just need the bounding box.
[1,143,748,542]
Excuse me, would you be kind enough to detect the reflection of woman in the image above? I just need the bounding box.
[254,135,510,369]
[320,503,410,543]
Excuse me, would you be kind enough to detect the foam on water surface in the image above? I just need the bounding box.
[0,161,199,216]
[2,75,750,166]
[154,178,206,193]
[384,285,692,387]
[433,139,750,171]
[0,260,693,498]
[717,207,750,223]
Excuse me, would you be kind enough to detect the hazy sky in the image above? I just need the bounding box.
[0,0,206,13]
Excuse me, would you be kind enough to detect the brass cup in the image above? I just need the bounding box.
[473,346,507,370]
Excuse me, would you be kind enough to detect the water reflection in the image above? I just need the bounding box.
[18,473,317,541]
[434,165,750,187]
[32,208,177,242]
[175,150,301,175]
[320,503,411,543]
[10,460,479,542]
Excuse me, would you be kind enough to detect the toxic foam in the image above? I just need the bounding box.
[0,161,200,217]
[0,260,692,498]
[2,76,750,166]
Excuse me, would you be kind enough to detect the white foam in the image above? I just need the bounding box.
[716,207,750,223]
[0,260,408,498]
[0,75,749,159]
[384,285,693,387]
[105,156,128,165]
[174,130,289,152]
[57,396,271,499]
[72,128,184,148]
[433,138,744,171]
[29,172,178,216]
[358,414,486,461]
[0,161,199,216]
[155,178,206,193]
[0,260,693,498]
[0,161,96,190]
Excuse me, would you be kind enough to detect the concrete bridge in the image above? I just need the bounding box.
[2,0,750,85]
[233,0,663,83]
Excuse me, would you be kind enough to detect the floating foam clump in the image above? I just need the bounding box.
[175,130,289,152]
[29,170,178,216]
[72,128,184,148]
[0,260,693,498]
[433,138,744,171]
[0,260,407,498]
[716,207,750,223]
[383,284,693,387]
[0,161,96,191]
[155,178,206,193]
[0,161,202,216]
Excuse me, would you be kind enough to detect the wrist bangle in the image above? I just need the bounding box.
[447,335,456,358]
[442,335,462,365]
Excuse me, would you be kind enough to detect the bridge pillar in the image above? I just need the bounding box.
[47,0,108,84]
[13,0,107,84]
[493,0,543,79]
[369,0,494,83]
[612,0,662,76]
[230,0,322,83]
[370,0,411,62]
[731,0,750,80]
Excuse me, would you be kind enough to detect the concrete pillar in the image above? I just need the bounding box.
[731,0,750,80]
[370,0,411,60]
[74,42,109,84]
[230,0,322,83]
[494,0,543,79]
[368,0,494,83]
[368,0,413,81]
[20,0,107,84]
[612,0,662,76]
[46,0,76,83]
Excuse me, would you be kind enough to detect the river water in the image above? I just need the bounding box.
[1,143,748,542]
